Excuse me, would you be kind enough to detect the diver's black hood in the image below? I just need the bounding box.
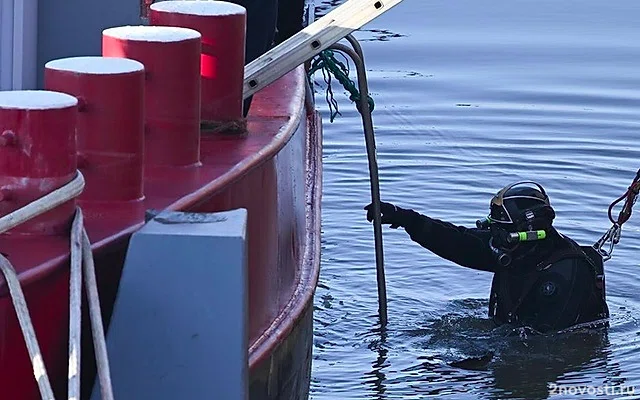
[488,182,556,232]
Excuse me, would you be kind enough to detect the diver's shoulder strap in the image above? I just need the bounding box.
[579,245,606,286]
[535,248,580,271]
[556,233,604,273]
[549,239,606,289]
[500,248,580,323]
[579,245,608,313]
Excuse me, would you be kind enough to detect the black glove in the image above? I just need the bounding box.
[364,201,414,229]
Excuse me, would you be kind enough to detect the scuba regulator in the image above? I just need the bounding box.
[476,216,547,242]
[477,181,556,267]
[476,217,548,266]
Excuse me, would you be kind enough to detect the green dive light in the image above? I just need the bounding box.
[507,230,547,243]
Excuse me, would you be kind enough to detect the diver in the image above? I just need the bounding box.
[364,181,610,333]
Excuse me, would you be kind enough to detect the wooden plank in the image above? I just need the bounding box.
[243,0,404,99]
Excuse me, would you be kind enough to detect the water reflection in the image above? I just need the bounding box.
[363,326,389,400]
[359,306,620,400]
[489,327,611,400]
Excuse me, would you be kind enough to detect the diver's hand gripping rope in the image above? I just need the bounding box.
[594,169,640,262]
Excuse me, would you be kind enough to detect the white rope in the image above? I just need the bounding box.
[0,173,85,400]
[0,171,85,234]
[68,210,84,400]
[82,225,115,400]
[0,171,114,400]
[0,254,55,400]
[70,206,115,400]
[68,207,115,400]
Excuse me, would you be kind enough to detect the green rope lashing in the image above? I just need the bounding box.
[308,50,375,122]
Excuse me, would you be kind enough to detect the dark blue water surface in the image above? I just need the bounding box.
[309,1,640,399]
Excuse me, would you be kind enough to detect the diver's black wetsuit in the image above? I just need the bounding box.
[401,212,609,333]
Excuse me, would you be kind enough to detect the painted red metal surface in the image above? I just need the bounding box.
[248,105,323,400]
[44,57,146,202]
[102,26,202,167]
[0,92,78,235]
[0,67,320,400]
[149,1,247,123]
[248,103,322,372]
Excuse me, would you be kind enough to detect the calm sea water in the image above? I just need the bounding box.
[309,1,640,399]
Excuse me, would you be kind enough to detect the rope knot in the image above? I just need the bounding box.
[308,49,375,122]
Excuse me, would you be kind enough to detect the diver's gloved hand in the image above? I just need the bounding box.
[364,201,414,229]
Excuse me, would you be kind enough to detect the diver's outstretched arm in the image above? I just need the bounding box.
[365,202,496,272]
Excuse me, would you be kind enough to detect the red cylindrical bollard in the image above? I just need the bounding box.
[102,25,202,167]
[149,1,246,124]
[0,90,78,235]
[44,56,146,202]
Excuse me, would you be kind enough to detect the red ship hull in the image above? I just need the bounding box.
[0,66,321,400]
